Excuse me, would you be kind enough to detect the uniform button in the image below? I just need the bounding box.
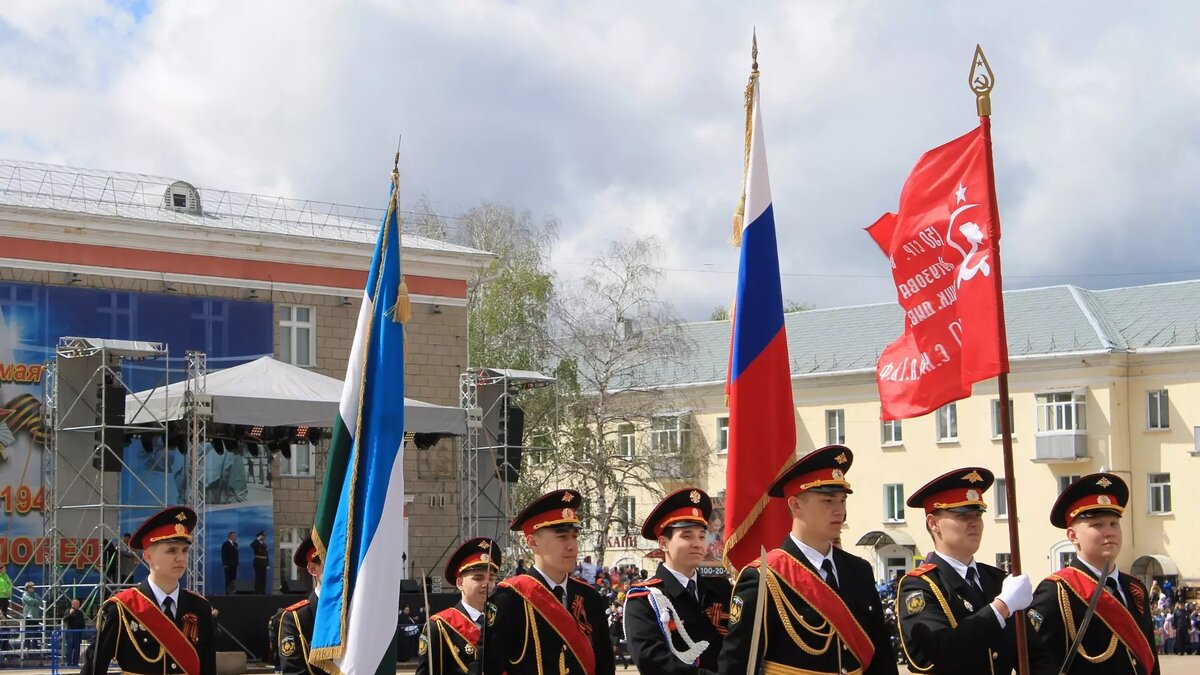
[171,664,178,670]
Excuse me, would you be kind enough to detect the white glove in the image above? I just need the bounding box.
[997,574,1032,613]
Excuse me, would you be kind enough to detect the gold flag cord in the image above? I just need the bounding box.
[731,31,759,247]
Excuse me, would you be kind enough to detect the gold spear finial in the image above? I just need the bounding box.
[751,28,759,73]
[732,30,760,246]
[970,44,995,117]
[390,135,412,326]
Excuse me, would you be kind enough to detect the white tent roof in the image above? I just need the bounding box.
[126,356,465,434]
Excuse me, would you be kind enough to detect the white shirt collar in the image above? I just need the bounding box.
[1077,556,1123,588]
[935,551,979,583]
[790,534,838,583]
[662,564,698,590]
[462,603,483,622]
[532,565,567,592]
[147,578,180,611]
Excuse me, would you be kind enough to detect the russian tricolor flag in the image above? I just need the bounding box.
[722,79,798,573]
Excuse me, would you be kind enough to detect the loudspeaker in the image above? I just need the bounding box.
[498,404,525,483]
[399,578,421,593]
[93,380,126,472]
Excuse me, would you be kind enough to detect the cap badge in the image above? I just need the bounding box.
[831,469,844,481]
[1097,477,1113,488]
[175,511,187,522]
[561,492,575,503]
[1097,495,1112,505]
[175,524,186,535]
[966,490,980,502]
[479,553,491,563]
[563,508,575,520]
[689,490,701,504]
[963,470,984,483]
[691,508,700,517]
[835,453,848,465]
[479,540,490,549]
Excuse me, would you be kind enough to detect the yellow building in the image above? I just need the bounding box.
[597,280,1196,588]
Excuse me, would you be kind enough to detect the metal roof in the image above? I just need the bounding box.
[0,159,491,257]
[619,280,1200,389]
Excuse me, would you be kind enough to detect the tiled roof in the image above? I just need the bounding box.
[0,159,491,257]
[622,280,1200,389]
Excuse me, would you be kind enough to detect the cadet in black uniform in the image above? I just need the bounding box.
[896,467,1032,674]
[251,531,269,594]
[417,537,500,675]
[481,489,615,675]
[717,445,898,675]
[81,506,216,675]
[1026,473,1159,675]
[277,536,329,675]
[623,487,730,675]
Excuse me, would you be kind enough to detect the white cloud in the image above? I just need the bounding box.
[1,1,1198,320]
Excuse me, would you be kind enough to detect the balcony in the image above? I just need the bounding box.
[1034,431,1089,462]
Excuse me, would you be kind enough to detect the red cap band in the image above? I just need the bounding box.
[520,507,581,537]
[653,506,709,538]
[782,467,852,497]
[1066,493,1124,526]
[923,486,987,514]
[144,523,192,546]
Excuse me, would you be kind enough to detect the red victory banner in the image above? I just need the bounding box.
[867,125,1007,420]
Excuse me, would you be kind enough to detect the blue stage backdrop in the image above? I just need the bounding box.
[0,281,274,593]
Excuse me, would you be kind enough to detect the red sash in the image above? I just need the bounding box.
[433,607,481,646]
[762,550,875,669]
[112,588,201,675]
[500,575,596,675]
[1053,568,1155,675]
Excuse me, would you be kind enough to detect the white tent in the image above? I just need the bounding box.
[125,356,466,434]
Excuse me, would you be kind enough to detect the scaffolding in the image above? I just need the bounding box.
[183,351,209,592]
[42,338,208,615]
[458,368,554,558]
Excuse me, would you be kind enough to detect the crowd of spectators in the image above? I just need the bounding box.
[1150,579,1200,655]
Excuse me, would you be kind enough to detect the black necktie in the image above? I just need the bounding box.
[162,596,175,619]
[553,586,565,607]
[821,559,839,592]
[686,579,698,603]
[965,567,986,606]
[1105,578,1127,608]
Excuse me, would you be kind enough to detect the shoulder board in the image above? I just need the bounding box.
[284,598,310,612]
[635,577,662,586]
[625,589,652,599]
[747,560,761,569]
[907,563,937,577]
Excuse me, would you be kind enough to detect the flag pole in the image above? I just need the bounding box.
[971,44,1030,675]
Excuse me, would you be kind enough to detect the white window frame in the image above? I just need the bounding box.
[880,418,902,446]
[1146,389,1169,431]
[1036,392,1087,433]
[650,415,690,453]
[825,409,845,445]
[617,423,636,459]
[991,398,1015,439]
[935,403,958,442]
[1056,474,1081,495]
[994,478,1008,520]
[279,305,317,367]
[277,527,309,583]
[618,496,637,534]
[1149,473,1172,514]
[280,442,315,477]
[716,417,729,454]
[883,484,905,522]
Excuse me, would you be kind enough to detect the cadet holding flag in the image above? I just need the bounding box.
[416,537,500,675]
[82,506,216,675]
[717,446,897,675]
[277,536,330,675]
[623,487,730,675]
[481,489,615,675]
[896,467,1031,673]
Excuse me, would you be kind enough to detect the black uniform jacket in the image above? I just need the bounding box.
[481,570,616,675]
[1026,556,1160,675]
[716,537,899,675]
[251,539,268,565]
[623,564,730,675]
[416,602,482,675]
[277,591,330,675]
[81,581,216,675]
[896,552,1015,674]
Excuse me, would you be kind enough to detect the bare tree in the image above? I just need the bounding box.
[529,236,703,565]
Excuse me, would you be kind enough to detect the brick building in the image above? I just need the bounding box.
[0,159,490,590]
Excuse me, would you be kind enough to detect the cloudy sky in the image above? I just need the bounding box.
[2,1,1198,320]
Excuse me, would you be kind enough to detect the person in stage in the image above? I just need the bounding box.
[221,531,239,594]
[623,487,729,674]
[252,531,269,594]
[416,537,500,675]
[277,536,329,675]
[1026,473,1159,675]
[81,506,216,675]
[481,489,615,675]
[717,445,898,675]
[896,467,1032,673]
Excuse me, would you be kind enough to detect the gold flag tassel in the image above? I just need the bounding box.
[387,148,413,327]
[732,30,760,247]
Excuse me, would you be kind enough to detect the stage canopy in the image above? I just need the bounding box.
[126,356,466,434]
